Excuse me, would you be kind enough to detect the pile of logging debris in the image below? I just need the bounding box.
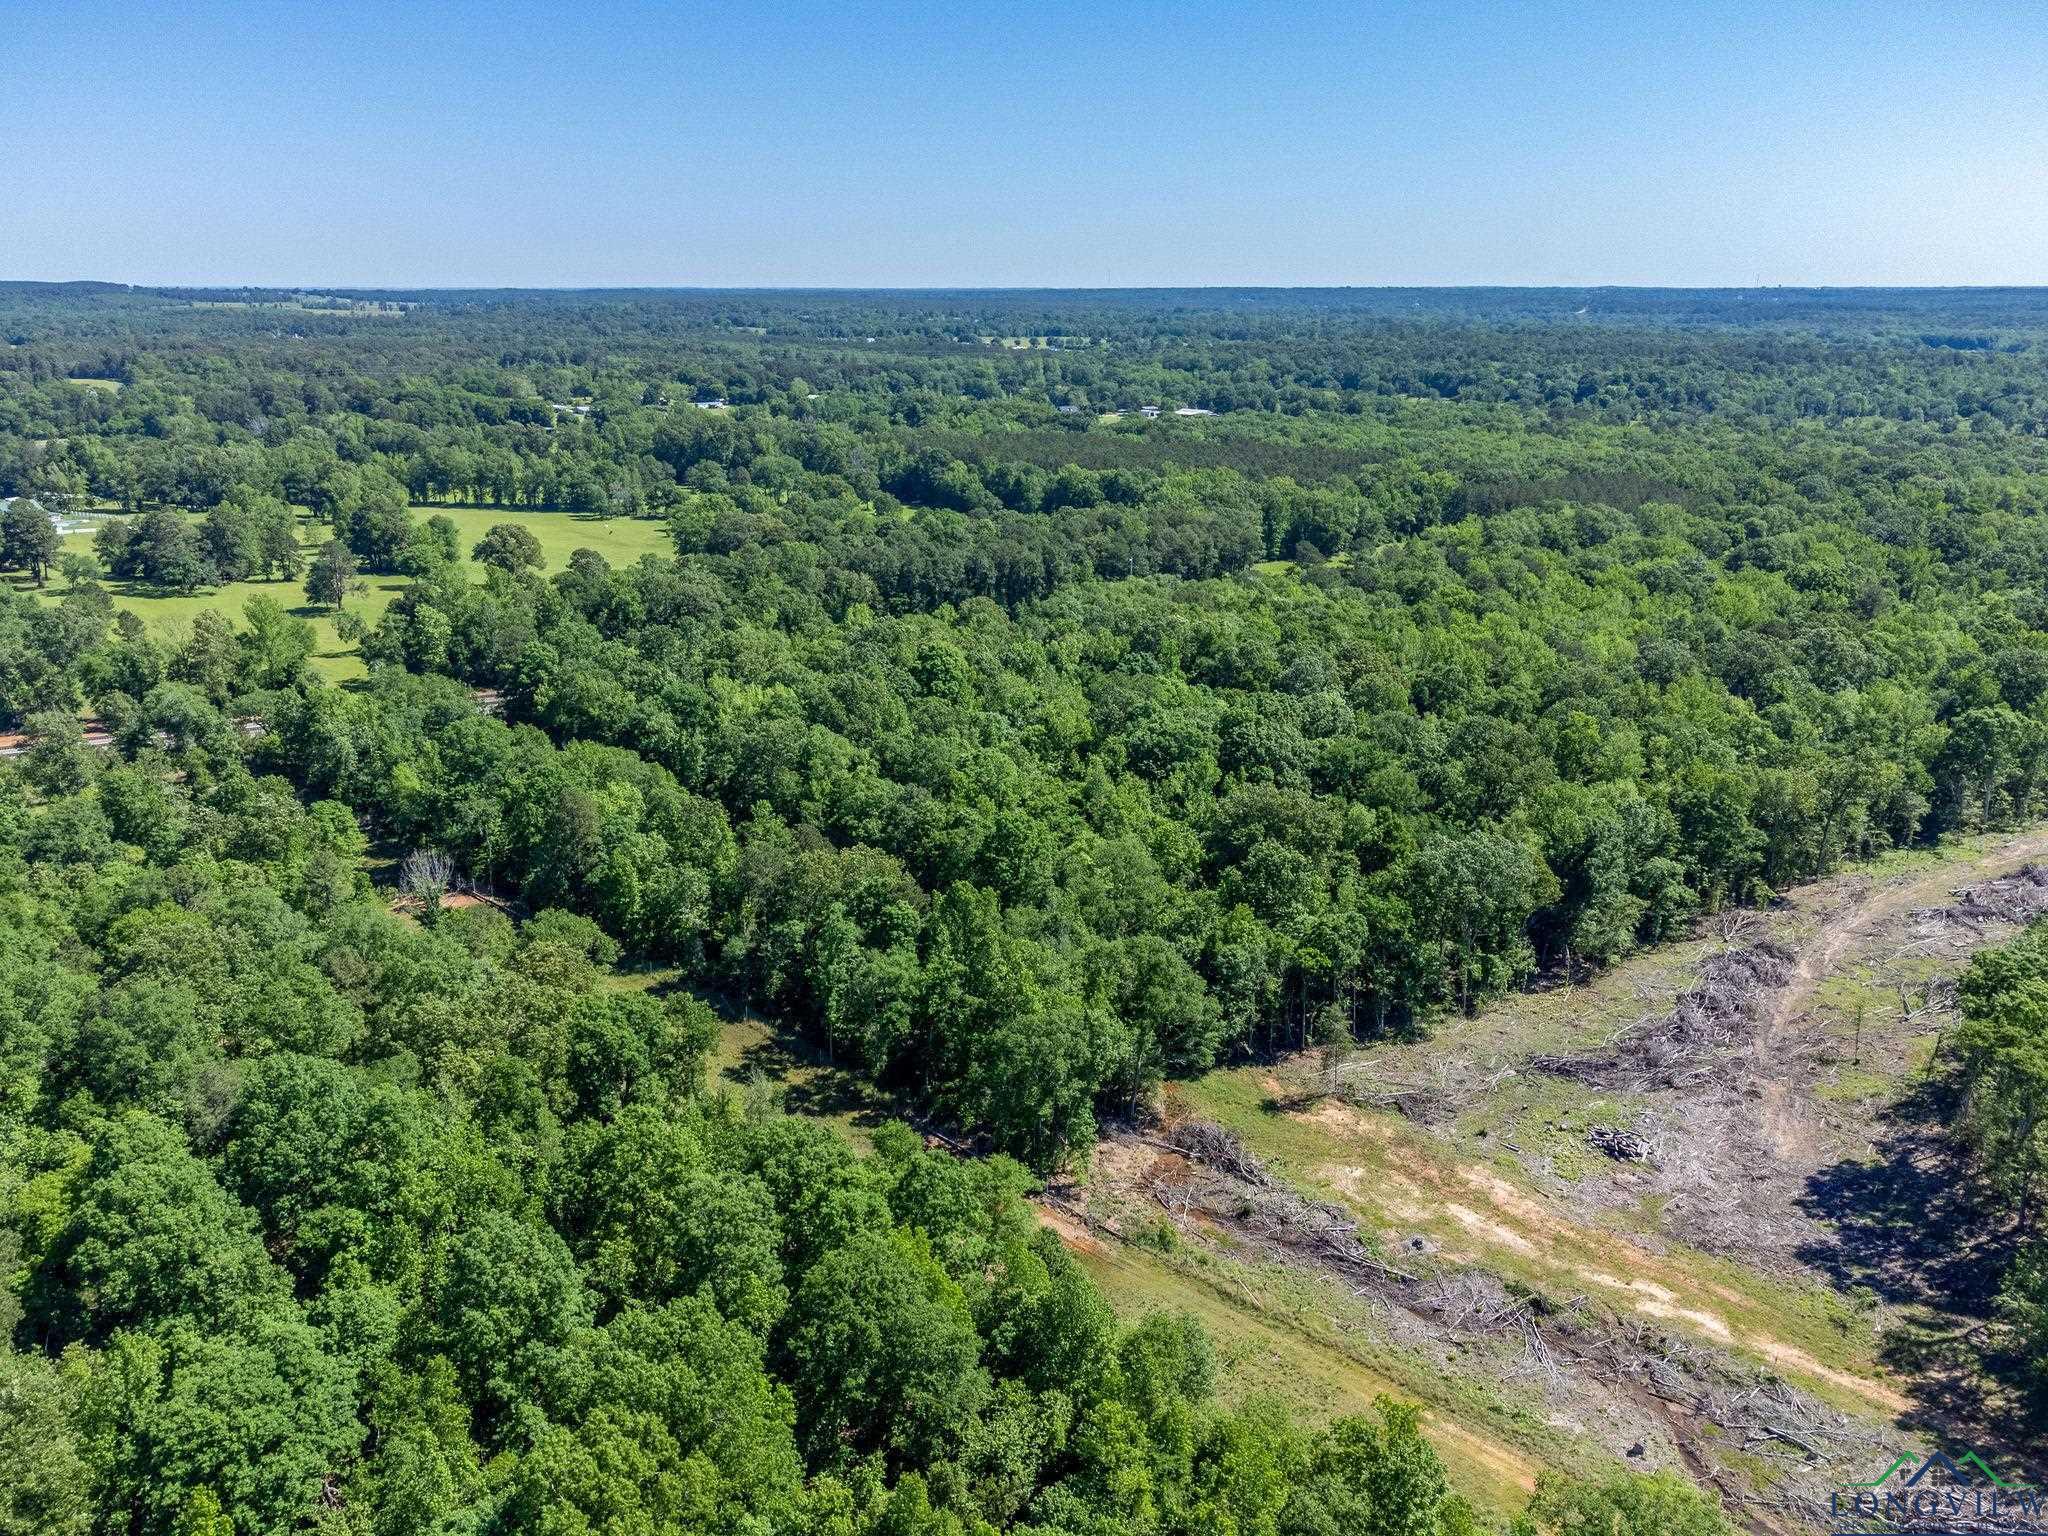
[1531,942,1795,1092]
[1911,862,2048,931]
[1587,1125,1653,1162]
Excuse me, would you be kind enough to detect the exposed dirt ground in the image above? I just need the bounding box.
[1755,832,2048,1173]
[1044,828,2048,1532]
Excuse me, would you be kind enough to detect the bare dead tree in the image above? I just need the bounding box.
[400,847,455,917]
[1712,907,1762,945]
[1163,1119,1273,1187]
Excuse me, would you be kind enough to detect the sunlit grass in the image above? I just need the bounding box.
[12,504,671,681]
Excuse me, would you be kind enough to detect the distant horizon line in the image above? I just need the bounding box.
[9,279,2048,296]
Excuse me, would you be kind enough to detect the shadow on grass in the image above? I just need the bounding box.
[1796,1073,2040,1445]
[1796,1076,2012,1311]
[727,1033,896,1128]
[413,502,653,525]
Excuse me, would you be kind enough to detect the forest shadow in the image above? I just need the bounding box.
[1794,1075,2035,1441]
[1795,1076,2012,1313]
[412,502,635,525]
[726,1032,898,1128]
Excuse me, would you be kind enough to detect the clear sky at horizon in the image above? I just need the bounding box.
[4,0,2044,289]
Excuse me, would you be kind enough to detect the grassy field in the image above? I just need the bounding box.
[11,504,671,681]
[1063,1224,1550,1513]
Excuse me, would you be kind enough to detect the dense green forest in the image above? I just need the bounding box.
[5,282,2048,1531]
[1949,922,2048,1406]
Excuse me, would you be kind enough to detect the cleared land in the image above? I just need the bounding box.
[1060,829,2048,1532]
[12,505,670,680]
[712,828,2048,1530]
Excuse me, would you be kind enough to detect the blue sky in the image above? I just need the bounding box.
[3,0,2044,287]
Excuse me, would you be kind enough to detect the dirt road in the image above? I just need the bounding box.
[1755,826,2048,1160]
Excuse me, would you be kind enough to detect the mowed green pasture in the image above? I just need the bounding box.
[12,505,671,681]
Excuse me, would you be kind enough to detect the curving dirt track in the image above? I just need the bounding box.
[1051,825,2048,1532]
[1755,826,2048,1162]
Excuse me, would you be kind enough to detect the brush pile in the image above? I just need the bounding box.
[1587,1125,1653,1162]
[1911,863,2048,932]
[1532,942,1796,1092]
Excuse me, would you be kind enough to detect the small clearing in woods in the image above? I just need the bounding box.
[1043,827,2048,1533]
[11,504,672,681]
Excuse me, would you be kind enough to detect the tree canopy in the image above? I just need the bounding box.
[1,281,2033,1530]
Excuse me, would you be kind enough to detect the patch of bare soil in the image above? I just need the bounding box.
[1428,1420,1543,1498]
[1034,1202,1109,1257]
[388,882,519,919]
[1530,832,2048,1268]
[1317,1147,1907,1420]
[1090,1117,1885,1535]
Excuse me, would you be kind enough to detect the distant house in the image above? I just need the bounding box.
[693,398,729,410]
[1174,407,1215,417]
[5,494,89,536]
[1055,404,1082,415]
[1139,405,1161,418]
